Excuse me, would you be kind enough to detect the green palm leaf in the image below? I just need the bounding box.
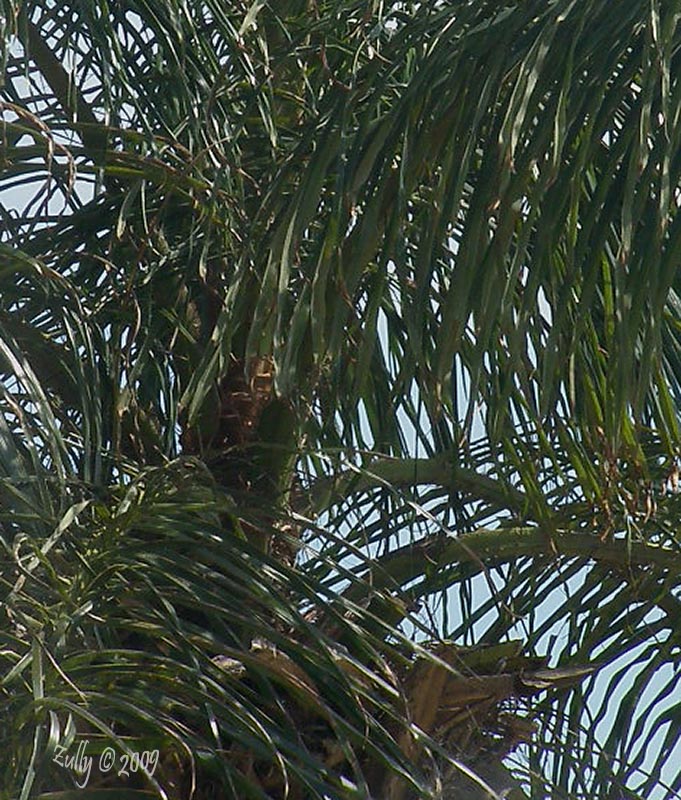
[3,1,681,797]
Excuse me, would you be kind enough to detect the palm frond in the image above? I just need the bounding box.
[3,1,681,798]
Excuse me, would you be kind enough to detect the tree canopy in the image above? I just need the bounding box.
[2,1,681,798]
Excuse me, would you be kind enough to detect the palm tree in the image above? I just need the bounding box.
[2,1,681,797]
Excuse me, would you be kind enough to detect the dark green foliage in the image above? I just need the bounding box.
[3,1,681,798]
